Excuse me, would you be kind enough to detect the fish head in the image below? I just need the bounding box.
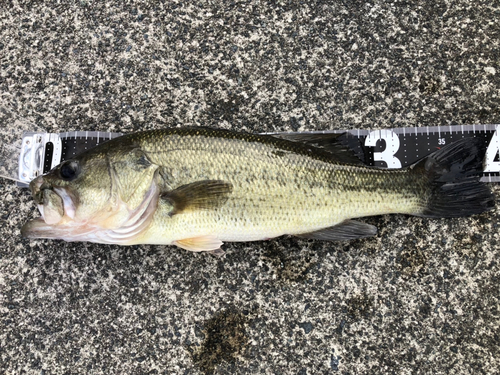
[21,140,162,244]
[21,148,122,240]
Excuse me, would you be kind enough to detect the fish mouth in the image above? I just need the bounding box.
[52,187,77,220]
[22,176,78,238]
[36,187,77,223]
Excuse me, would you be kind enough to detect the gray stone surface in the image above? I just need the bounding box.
[1,1,499,374]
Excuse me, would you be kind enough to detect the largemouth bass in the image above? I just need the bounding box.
[21,127,494,253]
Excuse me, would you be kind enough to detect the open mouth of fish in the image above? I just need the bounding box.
[30,177,76,225]
[21,176,81,240]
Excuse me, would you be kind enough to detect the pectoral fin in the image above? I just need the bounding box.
[174,235,223,252]
[162,180,233,216]
[296,220,377,241]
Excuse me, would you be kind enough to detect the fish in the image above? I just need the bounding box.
[21,127,495,254]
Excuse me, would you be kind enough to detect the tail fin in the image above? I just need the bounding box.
[414,137,495,218]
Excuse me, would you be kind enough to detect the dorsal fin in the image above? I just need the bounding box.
[272,132,365,165]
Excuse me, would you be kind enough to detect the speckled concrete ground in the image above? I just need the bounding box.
[1,1,499,374]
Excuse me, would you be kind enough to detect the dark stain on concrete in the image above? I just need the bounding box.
[262,237,316,282]
[190,309,248,375]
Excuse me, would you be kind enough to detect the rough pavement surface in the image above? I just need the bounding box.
[1,1,499,374]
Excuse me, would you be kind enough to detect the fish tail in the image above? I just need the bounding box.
[413,137,495,218]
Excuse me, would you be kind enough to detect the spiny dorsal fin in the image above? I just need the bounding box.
[296,220,377,241]
[272,132,365,165]
[161,180,233,216]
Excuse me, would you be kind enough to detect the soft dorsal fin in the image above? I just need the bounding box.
[272,132,365,165]
[296,220,377,241]
[161,180,233,216]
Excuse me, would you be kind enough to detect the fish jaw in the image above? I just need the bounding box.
[21,217,96,241]
[21,218,50,239]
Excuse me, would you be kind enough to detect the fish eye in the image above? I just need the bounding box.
[59,161,80,181]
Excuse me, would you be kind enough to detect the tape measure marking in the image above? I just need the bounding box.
[18,125,500,187]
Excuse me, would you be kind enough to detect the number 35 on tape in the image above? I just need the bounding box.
[344,124,500,183]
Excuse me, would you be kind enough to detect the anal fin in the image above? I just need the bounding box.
[296,220,377,241]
